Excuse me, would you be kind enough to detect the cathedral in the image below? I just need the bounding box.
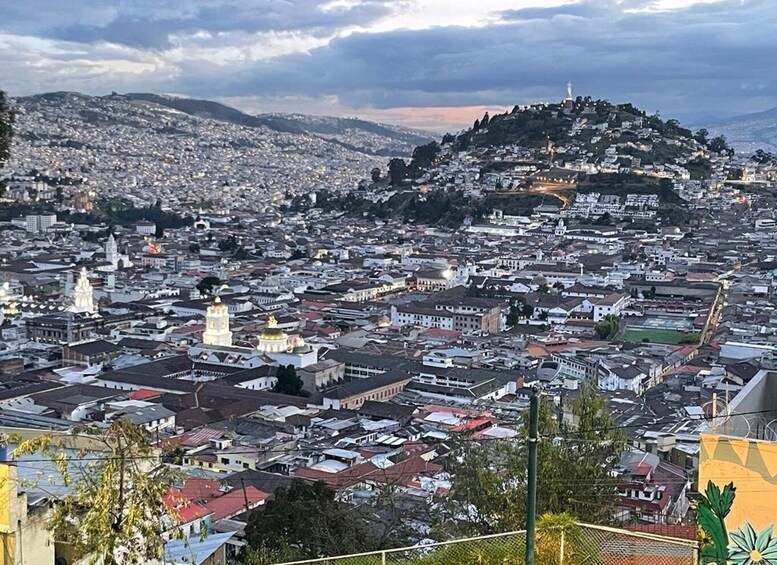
[191,304,317,369]
[69,267,97,315]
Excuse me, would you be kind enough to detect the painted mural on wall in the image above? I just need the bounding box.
[699,434,777,564]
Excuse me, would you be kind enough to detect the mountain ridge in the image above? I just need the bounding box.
[17,91,434,157]
[698,106,777,153]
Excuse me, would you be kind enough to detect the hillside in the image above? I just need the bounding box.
[306,97,716,227]
[5,92,436,208]
[121,93,433,156]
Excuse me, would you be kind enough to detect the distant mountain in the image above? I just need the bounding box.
[120,93,434,156]
[701,107,777,154]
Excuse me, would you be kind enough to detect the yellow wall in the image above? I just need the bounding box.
[0,463,15,565]
[699,433,777,533]
[0,462,55,565]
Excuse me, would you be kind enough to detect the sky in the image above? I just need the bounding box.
[0,0,774,131]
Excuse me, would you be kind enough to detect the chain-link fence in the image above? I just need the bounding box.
[272,523,698,565]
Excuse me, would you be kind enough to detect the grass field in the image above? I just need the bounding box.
[621,327,690,344]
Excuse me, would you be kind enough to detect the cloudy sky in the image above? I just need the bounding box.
[0,0,773,130]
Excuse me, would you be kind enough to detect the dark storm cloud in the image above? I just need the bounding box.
[0,0,396,49]
[0,0,775,122]
[172,0,776,119]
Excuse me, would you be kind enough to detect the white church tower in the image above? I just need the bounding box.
[72,267,96,314]
[105,233,119,269]
[202,296,232,347]
[555,218,567,237]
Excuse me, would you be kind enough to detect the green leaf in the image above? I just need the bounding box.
[719,482,736,519]
[697,505,728,564]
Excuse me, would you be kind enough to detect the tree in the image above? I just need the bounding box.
[751,149,775,164]
[12,419,181,565]
[707,135,729,154]
[218,235,239,253]
[370,167,382,183]
[481,112,490,127]
[388,158,408,186]
[0,90,12,170]
[680,333,700,345]
[273,364,307,396]
[196,276,221,295]
[594,314,620,340]
[442,383,625,535]
[244,479,374,559]
[188,243,200,254]
[408,141,441,177]
[694,128,709,146]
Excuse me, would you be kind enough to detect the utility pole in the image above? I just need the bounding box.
[525,387,540,565]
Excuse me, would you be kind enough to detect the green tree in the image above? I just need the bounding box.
[12,419,181,565]
[196,276,221,295]
[408,141,441,177]
[707,135,730,154]
[594,314,620,340]
[537,382,625,523]
[370,167,382,183]
[443,383,625,535]
[218,235,239,253]
[679,333,700,344]
[273,364,306,396]
[694,128,709,146]
[244,480,374,559]
[0,90,12,170]
[388,158,408,186]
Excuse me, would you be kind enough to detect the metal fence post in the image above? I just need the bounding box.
[559,528,565,565]
[381,550,387,565]
[526,388,540,565]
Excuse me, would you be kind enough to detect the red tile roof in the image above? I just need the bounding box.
[165,478,269,522]
[129,388,164,401]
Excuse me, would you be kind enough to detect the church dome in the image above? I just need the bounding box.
[257,316,288,353]
[260,317,287,340]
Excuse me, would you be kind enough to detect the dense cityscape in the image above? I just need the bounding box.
[1,2,777,564]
